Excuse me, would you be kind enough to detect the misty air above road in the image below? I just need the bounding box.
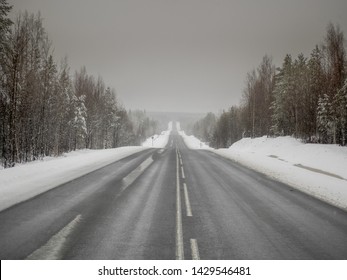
[1,123,347,260]
[8,0,347,113]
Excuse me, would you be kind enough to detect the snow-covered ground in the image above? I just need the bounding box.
[178,130,212,150]
[180,132,347,211]
[0,124,172,212]
[0,147,149,212]
[141,131,171,148]
[141,121,172,148]
[2,119,346,213]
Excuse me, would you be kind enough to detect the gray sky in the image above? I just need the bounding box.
[9,0,347,113]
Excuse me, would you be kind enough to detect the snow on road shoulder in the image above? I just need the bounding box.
[141,131,171,148]
[179,132,347,210]
[226,136,347,179]
[216,136,347,211]
[178,131,212,150]
[142,121,172,148]
[0,146,148,212]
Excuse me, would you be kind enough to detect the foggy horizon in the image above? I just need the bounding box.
[9,0,347,114]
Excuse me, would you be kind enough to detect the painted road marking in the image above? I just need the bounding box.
[181,166,185,179]
[183,183,193,217]
[120,157,154,193]
[190,239,200,260]
[176,148,184,260]
[26,214,82,260]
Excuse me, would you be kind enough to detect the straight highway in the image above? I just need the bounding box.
[1,127,347,259]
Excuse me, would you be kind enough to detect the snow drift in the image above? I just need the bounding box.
[0,126,172,212]
[181,133,347,210]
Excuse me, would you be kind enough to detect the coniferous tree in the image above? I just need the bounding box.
[0,9,154,168]
[272,54,294,136]
[0,0,13,167]
[333,78,347,145]
[192,24,347,147]
[192,112,216,144]
[307,46,325,140]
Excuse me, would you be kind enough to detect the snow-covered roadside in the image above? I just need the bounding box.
[178,130,212,150]
[142,121,172,148]
[180,132,347,210]
[0,146,148,212]
[141,130,171,148]
[0,123,172,212]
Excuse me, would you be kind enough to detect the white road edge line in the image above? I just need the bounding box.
[26,214,82,260]
[181,166,185,179]
[183,183,193,217]
[120,157,154,193]
[190,239,200,260]
[176,148,184,260]
[178,151,182,160]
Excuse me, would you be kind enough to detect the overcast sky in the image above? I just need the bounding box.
[8,0,347,113]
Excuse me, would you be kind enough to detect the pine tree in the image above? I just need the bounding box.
[317,94,335,143]
[192,112,216,144]
[307,46,325,141]
[72,94,87,150]
[272,54,294,136]
[0,0,12,167]
[293,53,310,139]
[228,106,242,144]
[333,78,347,145]
[213,111,230,148]
[320,23,347,144]
[0,0,12,51]
[257,55,275,136]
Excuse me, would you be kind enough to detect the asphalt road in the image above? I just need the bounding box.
[1,130,347,259]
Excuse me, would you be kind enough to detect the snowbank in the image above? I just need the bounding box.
[180,133,347,210]
[142,122,172,148]
[0,147,148,212]
[217,137,347,210]
[178,131,212,150]
[141,131,171,148]
[0,121,173,212]
[223,136,347,179]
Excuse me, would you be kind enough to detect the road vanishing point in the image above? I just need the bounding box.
[1,126,347,259]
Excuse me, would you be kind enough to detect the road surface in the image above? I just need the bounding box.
[1,129,347,259]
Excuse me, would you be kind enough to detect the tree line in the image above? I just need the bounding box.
[193,23,347,148]
[0,2,157,168]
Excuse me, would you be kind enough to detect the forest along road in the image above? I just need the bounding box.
[1,130,347,259]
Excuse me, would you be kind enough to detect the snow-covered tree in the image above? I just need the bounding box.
[333,78,347,145]
[316,23,347,144]
[306,46,325,140]
[0,8,144,167]
[324,23,346,96]
[192,112,216,144]
[71,94,87,150]
[0,0,12,167]
[128,110,158,145]
[212,111,230,148]
[192,24,346,147]
[0,0,12,54]
[271,54,294,136]
[317,94,335,143]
